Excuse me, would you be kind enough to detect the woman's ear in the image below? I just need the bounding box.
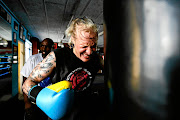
[71,36,75,45]
[69,36,75,48]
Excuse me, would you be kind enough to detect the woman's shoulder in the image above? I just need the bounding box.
[54,47,71,54]
[53,47,73,60]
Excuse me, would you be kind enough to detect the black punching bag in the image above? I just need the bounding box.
[104,0,180,120]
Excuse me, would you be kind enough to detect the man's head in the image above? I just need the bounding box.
[39,38,54,58]
[65,17,98,62]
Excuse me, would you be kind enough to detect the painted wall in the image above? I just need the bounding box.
[0,1,32,97]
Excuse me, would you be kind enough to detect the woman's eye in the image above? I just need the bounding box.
[91,44,96,49]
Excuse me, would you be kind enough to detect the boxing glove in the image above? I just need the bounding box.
[28,80,74,120]
[38,77,52,87]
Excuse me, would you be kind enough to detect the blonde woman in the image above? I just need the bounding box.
[22,17,103,120]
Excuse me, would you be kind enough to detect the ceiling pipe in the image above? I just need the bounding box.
[67,15,74,28]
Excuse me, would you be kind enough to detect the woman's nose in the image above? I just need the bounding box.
[86,47,92,55]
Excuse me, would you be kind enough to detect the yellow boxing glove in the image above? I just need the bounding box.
[47,80,72,92]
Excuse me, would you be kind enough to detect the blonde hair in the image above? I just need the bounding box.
[65,17,98,48]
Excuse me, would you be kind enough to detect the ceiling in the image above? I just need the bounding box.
[2,0,103,47]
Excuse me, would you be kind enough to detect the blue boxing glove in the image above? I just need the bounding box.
[38,77,52,87]
[28,80,74,120]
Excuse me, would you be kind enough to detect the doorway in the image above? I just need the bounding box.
[18,40,24,99]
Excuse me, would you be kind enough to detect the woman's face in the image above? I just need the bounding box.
[73,29,97,62]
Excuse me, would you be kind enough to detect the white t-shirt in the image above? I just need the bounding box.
[20,53,43,78]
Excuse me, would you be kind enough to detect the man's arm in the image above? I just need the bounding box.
[22,51,56,95]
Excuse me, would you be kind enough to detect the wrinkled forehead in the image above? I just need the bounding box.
[77,38,96,46]
[76,32,96,46]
